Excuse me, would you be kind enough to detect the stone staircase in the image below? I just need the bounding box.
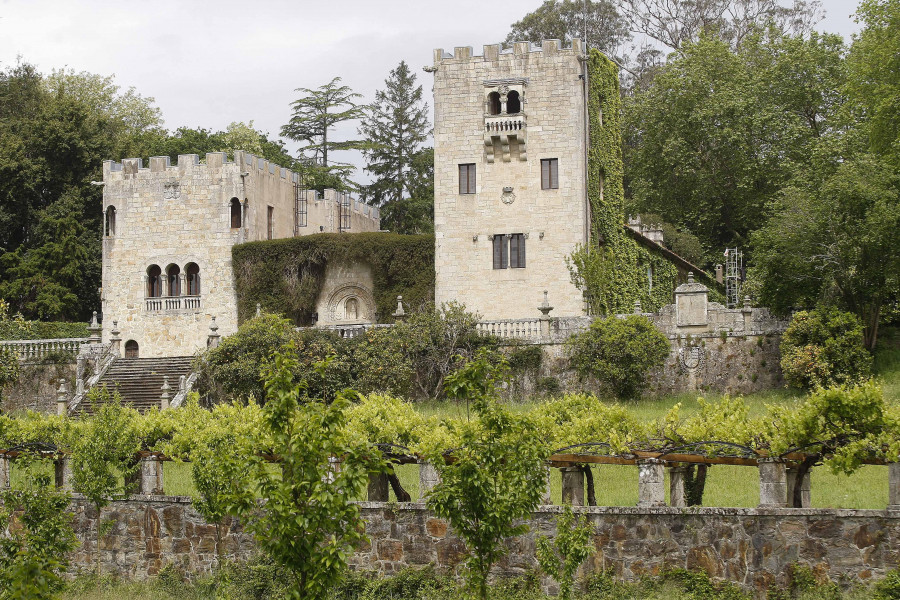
[74,356,195,415]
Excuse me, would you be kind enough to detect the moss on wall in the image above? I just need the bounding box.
[575,49,679,315]
[232,233,435,325]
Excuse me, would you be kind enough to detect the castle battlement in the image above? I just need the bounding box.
[432,39,583,65]
[103,151,304,185]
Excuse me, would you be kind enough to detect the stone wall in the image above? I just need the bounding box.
[60,496,900,596]
[1,360,76,414]
[432,40,588,321]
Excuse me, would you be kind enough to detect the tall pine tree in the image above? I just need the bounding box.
[359,61,430,231]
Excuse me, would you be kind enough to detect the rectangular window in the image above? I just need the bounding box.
[296,186,307,229]
[267,206,274,240]
[459,163,476,194]
[541,159,559,190]
[492,235,507,269]
[509,233,526,268]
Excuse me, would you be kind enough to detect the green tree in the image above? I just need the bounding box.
[426,352,549,600]
[69,389,141,574]
[373,146,434,234]
[225,348,385,599]
[566,314,669,399]
[626,31,847,251]
[536,506,594,600]
[0,456,79,600]
[749,155,900,349]
[359,62,430,211]
[506,0,630,56]
[281,77,366,180]
[847,0,900,164]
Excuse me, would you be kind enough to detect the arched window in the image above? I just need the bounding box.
[125,340,139,359]
[345,297,359,321]
[507,91,521,114]
[186,263,200,296]
[230,197,242,228]
[146,265,162,298]
[105,206,116,237]
[487,92,501,115]
[166,264,181,297]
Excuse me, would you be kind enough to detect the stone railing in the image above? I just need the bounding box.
[145,295,201,312]
[170,372,198,409]
[477,318,542,340]
[313,323,393,339]
[0,338,90,362]
[484,114,526,133]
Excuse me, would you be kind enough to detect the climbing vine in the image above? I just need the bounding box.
[568,49,679,315]
[232,233,434,325]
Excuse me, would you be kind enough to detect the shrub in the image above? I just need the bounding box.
[566,315,669,399]
[780,308,872,390]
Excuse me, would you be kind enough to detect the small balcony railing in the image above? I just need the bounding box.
[484,115,526,134]
[145,295,201,312]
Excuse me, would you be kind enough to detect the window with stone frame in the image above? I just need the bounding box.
[146,265,162,298]
[105,206,116,236]
[459,164,476,194]
[541,159,559,190]
[267,206,274,239]
[492,233,526,269]
[230,197,242,228]
[186,263,200,296]
[166,264,181,297]
[487,92,501,115]
[507,90,521,114]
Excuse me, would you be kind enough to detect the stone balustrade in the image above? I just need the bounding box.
[0,338,90,362]
[144,295,201,312]
[476,318,542,339]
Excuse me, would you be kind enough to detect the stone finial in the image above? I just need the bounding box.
[743,296,752,311]
[688,272,695,284]
[207,316,221,349]
[634,300,642,315]
[88,311,101,342]
[56,381,68,417]
[392,296,406,322]
[538,290,554,317]
[160,376,172,410]
[256,303,262,318]
[110,320,121,357]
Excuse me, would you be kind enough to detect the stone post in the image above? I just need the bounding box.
[786,466,811,508]
[669,465,688,508]
[110,320,121,357]
[129,455,165,495]
[541,465,552,505]
[560,466,584,506]
[741,297,753,332]
[0,455,10,489]
[889,463,900,509]
[392,296,406,323]
[367,473,390,501]
[56,381,68,417]
[715,264,724,284]
[538,290,553,338]
[634,300,642,315]
[256,303,262,318]
[638,459,666,507]
[55,457,73,490]
[418,462,441,501]
[207,316,221,349]
[88,311,101,343]
[160,376,171,410]
[758,458,787,508]
[675,273,709,329]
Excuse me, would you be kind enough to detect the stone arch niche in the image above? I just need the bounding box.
[313,262,376,326]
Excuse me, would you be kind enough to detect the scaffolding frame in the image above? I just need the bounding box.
[724,248,743,308]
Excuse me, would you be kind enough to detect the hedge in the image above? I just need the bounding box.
[232,233,435,325]
[0,321,90,341]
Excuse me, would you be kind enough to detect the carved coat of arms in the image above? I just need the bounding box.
[164,183,181,200]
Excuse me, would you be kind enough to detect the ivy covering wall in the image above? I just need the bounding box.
[232,233,434,326]
[570,49,679,315]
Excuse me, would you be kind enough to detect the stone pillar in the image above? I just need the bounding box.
[758,458,787,508]
[368,473,390,501]
[675,273,709,329]
[392,296,406,323]
[889,463,900,509]
[55,457,73,491]
[634,300,642,315]
[560,467,584,506]
[110,320,121,357]
[256,303,262,318]
[541,465,552,505]
[538,290,554,338]
[0,455,10,489]
[638,459,666,507]
[88,311,101,343]
[418,462,441,501]
[786,466,811,508]
[160,376,171,410]
[207,317,220,349]
[669,465,688,508]
[56,381,68,417]
[741,297,753,332]
[715,264,724,284]
[129,456,165,495]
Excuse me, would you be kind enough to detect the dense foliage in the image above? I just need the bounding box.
[566,315,670,399]
[231,232,434,326]
[780,308,873,390]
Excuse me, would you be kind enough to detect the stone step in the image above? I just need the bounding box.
[75,356,195,416]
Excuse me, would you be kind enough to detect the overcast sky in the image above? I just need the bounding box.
[0,0,863,181]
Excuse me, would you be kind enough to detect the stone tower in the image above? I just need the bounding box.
[431,39,589,319]
[100,152,379,358]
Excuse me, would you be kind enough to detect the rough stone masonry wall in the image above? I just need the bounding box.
[1,360,76,414]
[61,496,900,597]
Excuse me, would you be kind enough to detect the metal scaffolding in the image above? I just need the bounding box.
[724,248,743,308]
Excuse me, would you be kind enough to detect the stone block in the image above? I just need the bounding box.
[638,460,666,507]
[758,459,787,508]
[561,467,584,506]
